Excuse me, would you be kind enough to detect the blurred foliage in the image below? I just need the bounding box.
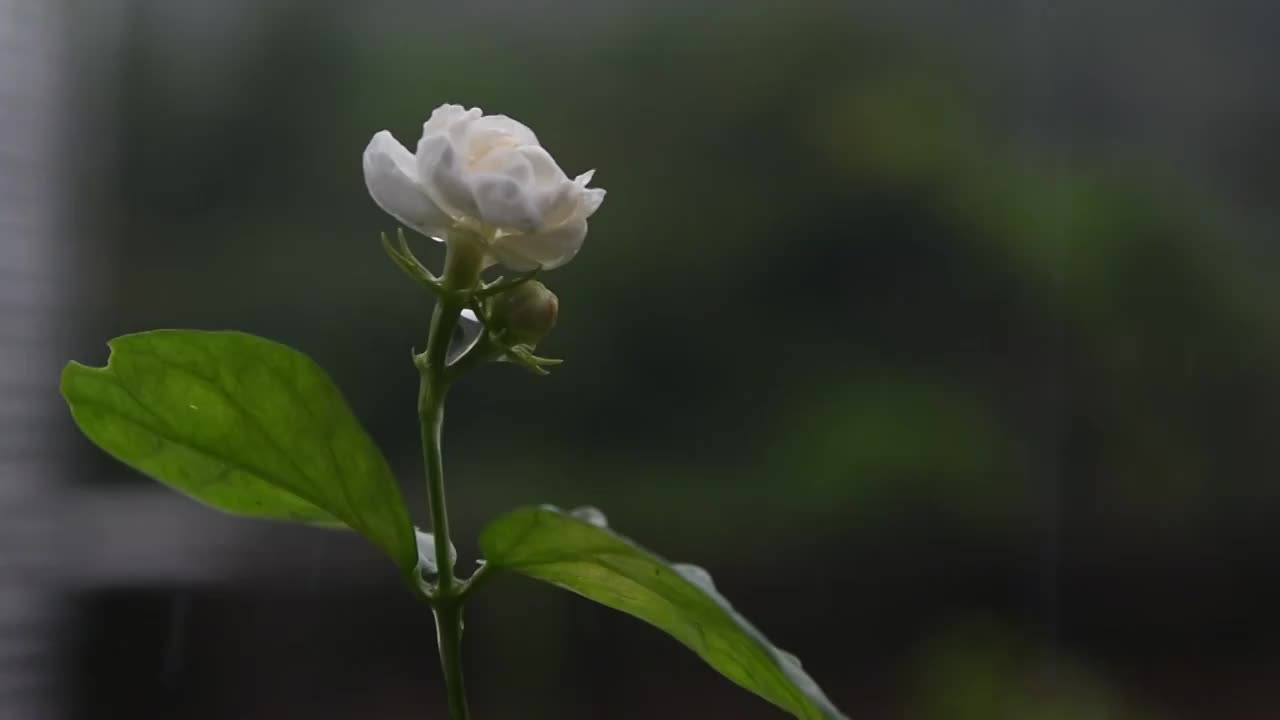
[905,622,1154,720]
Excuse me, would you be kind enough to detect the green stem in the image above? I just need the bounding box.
[420,300,461,593]
[432,600,469,719]
[417,236,486,720]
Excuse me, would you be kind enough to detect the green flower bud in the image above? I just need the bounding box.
[490,280,559,345]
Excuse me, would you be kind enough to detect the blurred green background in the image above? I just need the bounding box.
[59,1,1280,718]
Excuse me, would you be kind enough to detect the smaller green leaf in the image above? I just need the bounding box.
[480,506,848,720]
[61,330,418,574]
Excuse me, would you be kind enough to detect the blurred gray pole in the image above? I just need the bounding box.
[0,1,69,718]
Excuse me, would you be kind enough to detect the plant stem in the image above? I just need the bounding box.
[432,600,469,719]
[417,236,485,720]
[420,299,461,594]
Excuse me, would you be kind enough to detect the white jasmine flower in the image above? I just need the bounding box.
[364,104,606,271]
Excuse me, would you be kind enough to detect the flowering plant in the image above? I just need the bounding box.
[61,104,846,719]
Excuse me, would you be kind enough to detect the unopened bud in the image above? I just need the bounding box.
[491,280,559,345]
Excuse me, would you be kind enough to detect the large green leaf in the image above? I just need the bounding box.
[61,330,417,573]
[480,506,849,719]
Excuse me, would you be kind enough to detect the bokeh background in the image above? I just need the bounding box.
[3,0,1279,718]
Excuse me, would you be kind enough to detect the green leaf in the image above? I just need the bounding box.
[61,330,418,574]
[480,506,848,719]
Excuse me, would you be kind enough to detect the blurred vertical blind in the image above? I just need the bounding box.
[0,1,68,717]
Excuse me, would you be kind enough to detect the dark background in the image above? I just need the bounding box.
[12,0,1280,717]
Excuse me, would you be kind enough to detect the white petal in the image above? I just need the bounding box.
[445,107,483,147]
[362,131,451,237]
[517,145,570,194]
[414,528,457,576]
[417,133,479,221]
[422,104,476,136]
[537,178,581,229]
[490,218,588,271]
[447,308,485,364]
[471,173,542,232]
[516,146,577,228]
[469,147,549,231]
[466,114,539,153]
[574,187,606,221]
[563,170,606,223]
[471,145,534,182]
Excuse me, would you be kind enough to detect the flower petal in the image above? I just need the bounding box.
[517,145,570,189]
[362,130,451,237]
[445,107,483,147]
[537,178,581,229]
[575,187,607,220]
[465,114,539,154]
[422,104,477,135]
[471,173,542,233]
[471,145,534,182]
[490,218,588,271]
[417,133,479,221]
[414,528,457,576]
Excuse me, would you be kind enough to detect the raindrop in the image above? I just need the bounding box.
[569,506,609,529]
